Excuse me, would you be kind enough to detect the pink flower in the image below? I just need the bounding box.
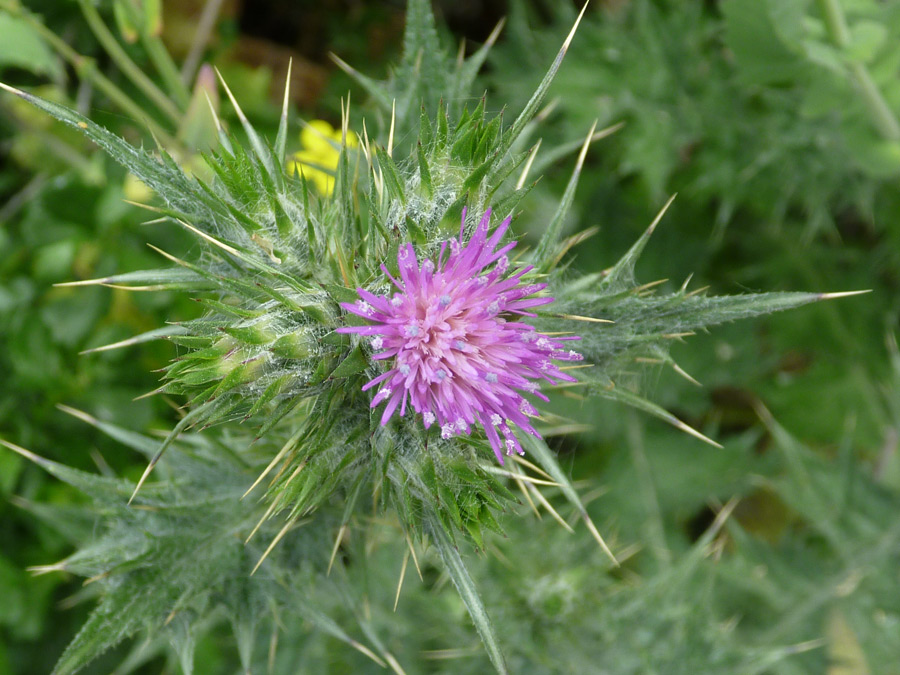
[337,209,583,463]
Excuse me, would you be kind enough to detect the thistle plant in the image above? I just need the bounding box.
[0,1,863,673]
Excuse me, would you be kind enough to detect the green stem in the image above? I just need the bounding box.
[849,62,900,141]
[181,0,227,86]
[2,4,178,147]
[76,0,182,124]
[816,0,850,47]
[816,0,900,141]
[141,33,191,110]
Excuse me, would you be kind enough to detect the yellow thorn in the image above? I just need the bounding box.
[176,219,242,256]
[582,512,618,566]
[671,362,702,387]
[684,285,710,299]
[204,90,224,135]
[54,277,111,288]
[128,454,162,504]
[251,513,304,575]
[215,66,249,124]
[509,453,554,480]
[281,459,308,490]
[393,548,410,612]
[245,499,279,544]
[516,138,542,190]
[647,193,677,236]
[387,99,396,158]
[327,524,347,576]
[347,640,387,668]
[26,562,68,576]
[818,290,872,300]
[55,404,96,425]
[485,17,507,49]
[672,418,723,449]
[384,651,408,675]
[281,58,293,127]
[481,465,561,486]
[562,1,591,54]
[405,532,423,581]
[552,313,614,324]
[242,429,302,499]
[0,81,27,97]
[510,463,541,519]
[83,569,112,586]
[574,119,598,175]
[528,484,574,533]
[632,279,668,294]
[132,387,164,401]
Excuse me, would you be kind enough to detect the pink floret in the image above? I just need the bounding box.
[337,208,583,463]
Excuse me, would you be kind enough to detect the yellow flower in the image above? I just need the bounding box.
[287,120,357,195]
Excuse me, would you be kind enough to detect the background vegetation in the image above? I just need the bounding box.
[1,0,898,672]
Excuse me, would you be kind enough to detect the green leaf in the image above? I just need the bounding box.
[376,149,406,204]
[847,20,888,65]
[0,12,62,78]
[532,121,596,270]
[56,406,158,459]
[428,514,508,674]
[498,3,588,159]
[0,439,133,503]
[520,435,617,564]
[331,344,370,378]
[721,0,806,85]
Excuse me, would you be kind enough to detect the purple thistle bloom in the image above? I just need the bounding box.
[337,209,583,463]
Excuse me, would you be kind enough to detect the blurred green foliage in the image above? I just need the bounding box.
[489,0,899,445]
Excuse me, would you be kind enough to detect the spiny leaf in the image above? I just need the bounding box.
[428,513,508,674]
[0,439,133,503]
[497,1,589,158]
[56,405,158,459]
[520,435,618,564]
[600,194,676,290]
[533,120,598,270]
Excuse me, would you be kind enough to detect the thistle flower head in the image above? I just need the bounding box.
[338,209,583,462]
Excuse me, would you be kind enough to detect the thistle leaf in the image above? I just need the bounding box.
[428,514,508,674]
